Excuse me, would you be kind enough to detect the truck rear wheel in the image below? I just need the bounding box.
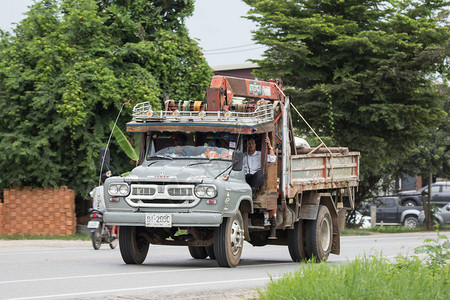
[188,246,208,259]
[206,244,216,259]
[119,226,149,264]
[306,205,333,262]
[288,220,307,262]
[214,211,244,267]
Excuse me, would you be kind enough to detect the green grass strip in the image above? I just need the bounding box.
[258,256,450,300]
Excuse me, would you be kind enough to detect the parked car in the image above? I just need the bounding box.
[363,197,423,229]
[398,181,450,207]
[419,203,450,226]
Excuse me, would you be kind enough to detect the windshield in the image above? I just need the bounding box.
[147,146,234,160]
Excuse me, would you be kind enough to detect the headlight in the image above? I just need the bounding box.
[119,185,129,195]
[108,185,118,195]
[206,187,216,197]
[195,186,206,197]
[195,185,217,198]
[108,183,130,196]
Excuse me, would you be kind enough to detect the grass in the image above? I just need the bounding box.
[341,225,450,236]
[0,233,90,241]
[258,256,449,300]
[258,231,450,300]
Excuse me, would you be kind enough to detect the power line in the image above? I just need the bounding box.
[204,43,259,52]
[204,46,266,55]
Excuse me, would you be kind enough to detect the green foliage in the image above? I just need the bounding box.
[109,121,138,161]
[244,0,450,202]
[397,85,449,178]
[258,253,449,299]
[415,230,450,268]
[0,0,212,208]
[365,225,421,233]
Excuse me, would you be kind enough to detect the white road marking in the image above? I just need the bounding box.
[8,276,283,300]
[0,262,293,285]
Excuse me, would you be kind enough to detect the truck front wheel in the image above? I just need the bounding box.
[214,211,244,267]
[306,205,333,262]
[288,220,308,262]
[119,226,149,264]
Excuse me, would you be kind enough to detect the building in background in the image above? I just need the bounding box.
[213,63,259,80]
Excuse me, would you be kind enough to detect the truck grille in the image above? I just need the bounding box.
[167,187,193,196]
[132,187,156,196]
[125,184,199,208]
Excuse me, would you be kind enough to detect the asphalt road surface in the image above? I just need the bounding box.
[0,231,442,300]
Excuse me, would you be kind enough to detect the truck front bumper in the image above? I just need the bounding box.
[104,211,223,227]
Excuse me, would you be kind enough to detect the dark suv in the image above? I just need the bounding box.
[362,197,422,229]
[398,181,450,207]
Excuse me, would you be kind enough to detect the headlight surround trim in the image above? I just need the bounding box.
[108,183,130,196]
[194,184,217,198]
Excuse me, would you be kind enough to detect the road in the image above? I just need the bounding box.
[0,231,442,300]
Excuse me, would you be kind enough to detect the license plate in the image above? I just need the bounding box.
[145,213,172,228]
[87,221,100,229]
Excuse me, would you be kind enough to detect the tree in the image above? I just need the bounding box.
[0,0,212,214]
[244,0,449,203]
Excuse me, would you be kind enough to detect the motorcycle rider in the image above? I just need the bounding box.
[90,173,108,213]
[90,173,117,238]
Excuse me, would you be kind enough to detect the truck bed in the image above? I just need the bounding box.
[287,152,359,196]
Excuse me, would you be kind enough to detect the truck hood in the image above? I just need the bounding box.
[398,190,418,196]
[124,160,230,183]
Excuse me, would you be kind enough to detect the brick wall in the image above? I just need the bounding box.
[0,186,76,236]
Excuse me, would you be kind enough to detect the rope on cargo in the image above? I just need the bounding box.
[289,100,335,184]
[275,83,334,183]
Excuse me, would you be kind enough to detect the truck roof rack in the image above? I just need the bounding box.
[131,101,274,126]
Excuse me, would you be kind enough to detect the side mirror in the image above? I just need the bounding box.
[100,148,110,169]
[232,151,243,171]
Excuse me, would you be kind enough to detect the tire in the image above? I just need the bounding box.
[109,237,118,249]
[288,220,308,262]
[305,205,333,262]
[119,226,149,264]
[91,229,101,250]
[403,216,419,229]
[403,199,417,207]
[206,244,216,260]
[188,246,208,259]
[214,211,244,267]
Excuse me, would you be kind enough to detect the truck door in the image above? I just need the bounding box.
[433,184,450,206]
[376,197,398,223]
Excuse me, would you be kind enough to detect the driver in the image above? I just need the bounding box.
[244,134,276,198]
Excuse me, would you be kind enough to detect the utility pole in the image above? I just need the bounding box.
[426,173,432,231]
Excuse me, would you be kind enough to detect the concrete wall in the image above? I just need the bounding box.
[0,187,76,236]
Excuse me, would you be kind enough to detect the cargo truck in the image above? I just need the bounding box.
[103,76,359,267]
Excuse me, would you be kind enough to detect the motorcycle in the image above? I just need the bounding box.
[87,209,118,250]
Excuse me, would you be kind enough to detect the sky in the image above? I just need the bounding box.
[0,0,265,67]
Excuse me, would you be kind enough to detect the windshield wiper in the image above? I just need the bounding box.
[144,161,158,167]
[186,161,213,167]
[215,163,233,179]
[147,155,173,160]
